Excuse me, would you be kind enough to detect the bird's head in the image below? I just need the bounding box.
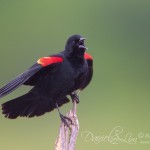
[65,35,87,59]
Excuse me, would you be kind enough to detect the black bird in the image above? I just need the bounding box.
[0,35,93,125]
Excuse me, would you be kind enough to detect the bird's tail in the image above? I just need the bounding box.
[2,92,70,119]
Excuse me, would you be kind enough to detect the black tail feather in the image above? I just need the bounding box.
[2,93,70,119]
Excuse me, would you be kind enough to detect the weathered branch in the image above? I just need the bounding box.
[55,100,79,150]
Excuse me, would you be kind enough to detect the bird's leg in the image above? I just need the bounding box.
[70,91,80,103]
[55,103,72,127]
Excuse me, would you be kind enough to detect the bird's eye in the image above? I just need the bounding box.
[72,41,75,45]
[74,39,79,43]
[72,40,79,46]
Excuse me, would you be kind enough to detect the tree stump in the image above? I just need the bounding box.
[55,100,79,150]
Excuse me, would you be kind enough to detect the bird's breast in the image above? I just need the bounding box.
[33,58,88,99]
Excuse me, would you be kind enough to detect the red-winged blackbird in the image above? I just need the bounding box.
[0,35,93,125]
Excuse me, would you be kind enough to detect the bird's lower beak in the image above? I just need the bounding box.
[79,45,88,50]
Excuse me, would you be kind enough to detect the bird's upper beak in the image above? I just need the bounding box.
[79,37,86,42]
[79,37,88,50]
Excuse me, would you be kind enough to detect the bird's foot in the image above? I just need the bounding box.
[70,92,80,103]
[59,113,72,127]
[55,103,72,127]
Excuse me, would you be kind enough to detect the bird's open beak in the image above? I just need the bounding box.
[79,37,88,50]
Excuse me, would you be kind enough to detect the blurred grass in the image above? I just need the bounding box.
[0,0,150,150]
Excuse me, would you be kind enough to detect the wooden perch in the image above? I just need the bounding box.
[55,100,79,150]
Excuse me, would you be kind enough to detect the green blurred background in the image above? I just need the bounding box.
[0,0,150,150]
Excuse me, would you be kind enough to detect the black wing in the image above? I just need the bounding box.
[0,56,63,99]
[23,63,56,86]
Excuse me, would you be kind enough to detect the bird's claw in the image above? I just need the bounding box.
[71,92,80,103]
[60,114,72,127]
[55,103,72,127]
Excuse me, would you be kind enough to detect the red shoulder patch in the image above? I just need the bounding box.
[37,56,63,67]
[84,53,93,60]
